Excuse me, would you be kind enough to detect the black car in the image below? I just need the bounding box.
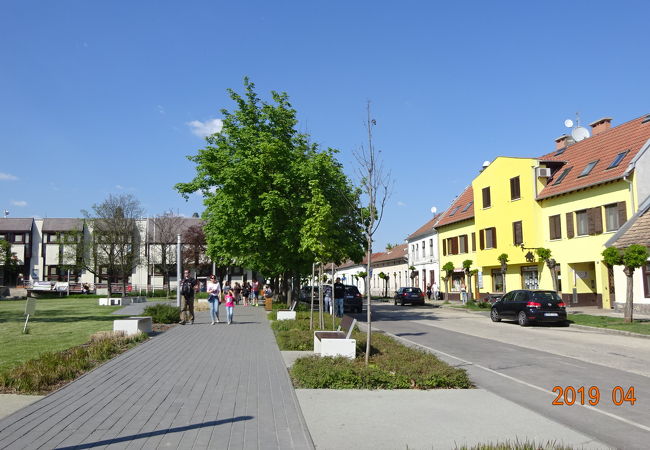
[490,289,567,326]
[394,287,425,306]
[344,285,363,313]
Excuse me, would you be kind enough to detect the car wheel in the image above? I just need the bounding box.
[490,308,501,322]
[518,311,529,327]
[400,300,405,306]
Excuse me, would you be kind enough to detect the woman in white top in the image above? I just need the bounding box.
[207,275,222,324]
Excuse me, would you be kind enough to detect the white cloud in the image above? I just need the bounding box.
[157,105,165,115]
[12,200,27,207]
[397,201,407,207]
[187,118,223,137]
[116,184,124,190]
[0,172,18,181]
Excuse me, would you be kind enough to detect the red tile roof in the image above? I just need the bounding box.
[407,214,441,240]
[434,186,475,228]
[537,114,650,200]
[334,244,408,269]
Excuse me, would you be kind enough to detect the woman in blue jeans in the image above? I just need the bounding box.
[207,275,222,324]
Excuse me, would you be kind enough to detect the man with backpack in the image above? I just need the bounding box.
[180,269,198,325]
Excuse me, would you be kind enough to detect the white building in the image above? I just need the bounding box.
[406,214,441,293]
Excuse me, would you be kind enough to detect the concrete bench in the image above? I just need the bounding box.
[277,301,298,321]
[113,316,153,335]
[99,297,132,306]
[314,315,357,359]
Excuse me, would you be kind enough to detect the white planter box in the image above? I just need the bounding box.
[313,331,356,359]
[99,297,132,306]
[113,316,153,335]
[277,310,297,321]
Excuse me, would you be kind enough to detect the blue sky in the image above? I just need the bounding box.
[1,0,649,250]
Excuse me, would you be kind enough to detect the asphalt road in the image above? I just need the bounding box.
[363,304,650,450]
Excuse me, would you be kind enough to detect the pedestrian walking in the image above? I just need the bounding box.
[179,270,198,325]
[333,277,345,317]
[426,283,432,300]
[324,284,332,314]
[207,275,222,324]
[252,279,260,306]
[433,282,440,300]
[242,282,250,306]
[225,289,235,324]
[233,282,242,305]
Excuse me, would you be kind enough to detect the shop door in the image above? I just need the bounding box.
[522,267,539,290]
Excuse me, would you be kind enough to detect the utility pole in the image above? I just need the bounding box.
[176,234,181,307]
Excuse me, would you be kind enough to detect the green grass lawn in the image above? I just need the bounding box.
[568,314,650,335]
[0,297,126,372]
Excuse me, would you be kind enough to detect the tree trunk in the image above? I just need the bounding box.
[365,241,372,365]
[287,272,293,308]
[310,264,315,330]
[318,264,324,329]
[501,266,507,293]
[624,267,634,323]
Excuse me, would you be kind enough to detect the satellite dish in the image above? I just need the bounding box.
[482,160,491,168]
[430,206,437,214]
[571,126,590,142]
[564,119,574,128]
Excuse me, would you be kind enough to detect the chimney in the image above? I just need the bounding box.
[554,134,570,150]
[589,117,612,136]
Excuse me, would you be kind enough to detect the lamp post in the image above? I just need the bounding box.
[176,234,181,307]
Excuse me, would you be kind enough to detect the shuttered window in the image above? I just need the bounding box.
[576,210,589,236]
[451,237,459,255]
[566,212,575,238]
[471,233,476,252]
[442,239,447,256]
[512,221,523,245]
[617,202,627,227]
[459,235,467,253]
[482,187,491,208]
[549,215,561,240]
[479,230,485,250]
[485,227,497,249]
[605,202,626,231]
[510,176,521,200]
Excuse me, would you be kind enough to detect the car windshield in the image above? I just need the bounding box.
[530,291,562,302]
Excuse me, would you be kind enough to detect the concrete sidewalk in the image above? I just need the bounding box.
[0,307,314,449]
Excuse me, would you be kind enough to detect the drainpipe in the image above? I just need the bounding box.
[622,174,635,213]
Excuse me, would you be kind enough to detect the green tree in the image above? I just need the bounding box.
[497,253,509,293]
[176,78,363,304]
[602,245,649,323]
[442,261,455,300]
[0,239,20,286]
[536,248,559,292]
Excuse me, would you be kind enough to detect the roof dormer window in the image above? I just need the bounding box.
[607,150,629,169]
[578,160,599,177]
[552,167,572,186]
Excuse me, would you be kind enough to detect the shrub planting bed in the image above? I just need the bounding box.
[269,310,471,389]
[143,303,181,324]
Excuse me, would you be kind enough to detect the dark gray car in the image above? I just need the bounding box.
[490,289,567,326]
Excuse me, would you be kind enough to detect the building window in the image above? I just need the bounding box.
[510,176,521,200]
[421,240,425,258]
[47,233,58,243]
[462,201,473,212]
[607,150,629,169]
[579,160,599,177]
[552,167,572,185]
[492,269,504,292]
[459,235,467,254]
[605,204,621,231]
[415,244,419,258]
[471,233,476,252]
[449,206,460,217]
[13,234,24,243]
[482,187,491,208]
[512,221,523,246]
[481,227,497,249]
[429,239,433,256]
[576,210,589,236]
[549,215,562,240]
[0,234,5,241]
[644,264,650,298]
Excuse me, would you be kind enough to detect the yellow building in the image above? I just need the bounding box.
[435,186,476,300]
[435,114,650,308]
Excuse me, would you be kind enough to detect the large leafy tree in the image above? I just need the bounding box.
[176,79,363,300]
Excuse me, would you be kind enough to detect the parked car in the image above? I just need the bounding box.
[394,287,425,306]
[490,289,567,326]
[344,285,363,313]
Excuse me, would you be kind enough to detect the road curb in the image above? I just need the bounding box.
[440,305,650,340]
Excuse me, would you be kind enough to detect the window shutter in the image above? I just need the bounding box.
[482,187,491,208]
[479,230,485,250]
[588,208,596,235]
[471,233,476,252]
[566,212,574,238]
[443,239,447,256]
[510,177,520,200]
[517,222,523,245]
[617,202,627,226]
[549,216,556,240]
[451,237,459,255]
[464,235,469,253]
[492,227,497,249]
[593,207,603,234]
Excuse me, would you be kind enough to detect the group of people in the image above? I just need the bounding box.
[425,282,442,300]
[321,277,346,317]
[178,270,263,325]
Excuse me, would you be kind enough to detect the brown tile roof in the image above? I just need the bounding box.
[434,186,475,228]
[537,114,650,200]
[372,243,408,264]
[42,218,84,232]
[407,214,441,240]
[605,196,650,248]
[0,218,34,232]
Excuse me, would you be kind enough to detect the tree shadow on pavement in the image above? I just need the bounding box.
[56,416,254,449]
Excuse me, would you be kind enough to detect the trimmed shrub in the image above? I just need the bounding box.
[143,303,180,324]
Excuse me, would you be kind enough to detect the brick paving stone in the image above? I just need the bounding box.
[0,307,314,449]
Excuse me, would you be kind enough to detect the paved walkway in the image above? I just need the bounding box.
[0,307,314,450]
